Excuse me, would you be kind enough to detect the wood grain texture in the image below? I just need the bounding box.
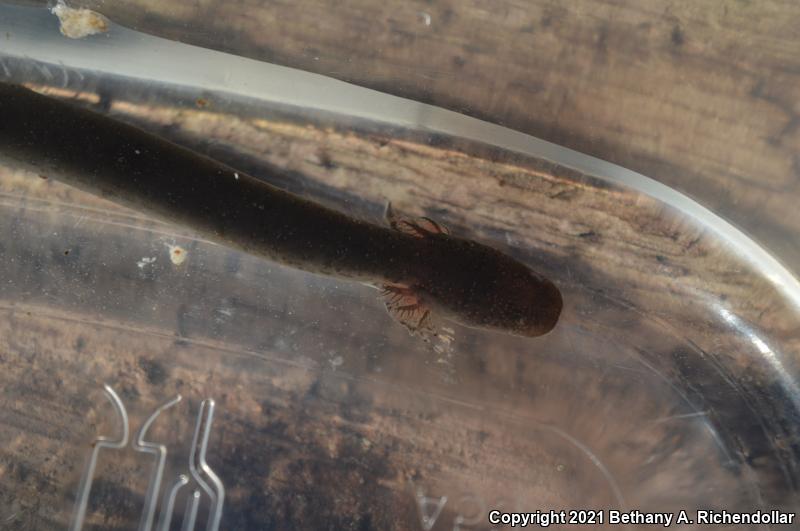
[21,0,800,271]
[0,76,800,529]
[2,10,800,520]
[0,84,797,519]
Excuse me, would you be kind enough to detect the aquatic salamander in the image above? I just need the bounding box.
[0,83,562,338]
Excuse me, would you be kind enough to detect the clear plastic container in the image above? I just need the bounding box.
[1,4,799,530]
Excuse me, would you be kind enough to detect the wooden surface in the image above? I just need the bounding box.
[3,2,800,526]
[1,81,798,527]
[24,0,800,272]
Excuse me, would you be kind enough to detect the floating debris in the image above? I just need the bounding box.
[50,0,109,39]
[167,244,187,266]
[136,256,157,269]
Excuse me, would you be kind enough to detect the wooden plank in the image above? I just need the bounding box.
[0,86,796,521]
[19,0,800,270]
